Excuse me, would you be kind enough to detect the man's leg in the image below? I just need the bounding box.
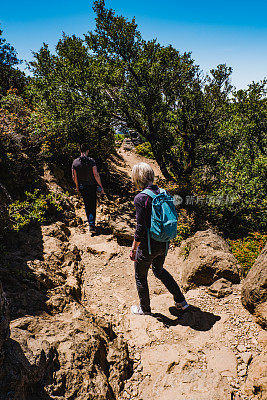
[86,185,97,229]
[80,185,97,229]
[134,247,152,313]
[152,254,185,304]
[79,186,91,224]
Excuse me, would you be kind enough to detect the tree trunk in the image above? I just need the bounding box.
[149,140,174,181]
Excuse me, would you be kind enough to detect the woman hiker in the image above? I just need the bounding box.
[130,162,189,315]
[72,143,104,234]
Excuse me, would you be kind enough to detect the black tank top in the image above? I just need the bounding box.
[72,156,97,185]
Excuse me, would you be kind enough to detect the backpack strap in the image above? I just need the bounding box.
[147,228,151,255]
[141,188,157,199]
[141,189,157,255]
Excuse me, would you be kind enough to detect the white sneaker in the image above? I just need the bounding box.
[131,305,151,315]
[175,300,189,310]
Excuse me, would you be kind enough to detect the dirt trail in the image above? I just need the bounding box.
[115,147,163,179]
[69,149,265,400]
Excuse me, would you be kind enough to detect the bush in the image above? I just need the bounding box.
[171,209,195,246]
[8,189,66,231]
[115,133,124,147]
[227,232,267,277]
[135,142,154,159]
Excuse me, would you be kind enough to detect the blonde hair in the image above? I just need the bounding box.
[132,162,155,189]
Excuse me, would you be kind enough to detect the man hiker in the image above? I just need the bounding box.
[72,143,104,234]
[130,162,189,315]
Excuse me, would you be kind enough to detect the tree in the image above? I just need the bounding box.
[86,1,233,184]
[198,80,267,233]
[28,34,115,166]
[0,29,26,96]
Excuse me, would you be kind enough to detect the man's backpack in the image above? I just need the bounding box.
[141,188,178,255]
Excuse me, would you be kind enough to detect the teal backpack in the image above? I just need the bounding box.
[141,188,178,255]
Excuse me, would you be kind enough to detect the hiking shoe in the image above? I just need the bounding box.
[175,300,189,310]
[89,226,97,235]
[131,305,151,315]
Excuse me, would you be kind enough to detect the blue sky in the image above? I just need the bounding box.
[1,0,266,89]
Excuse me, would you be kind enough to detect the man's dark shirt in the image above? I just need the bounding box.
[134,184,160,242]
[72,156,97,185]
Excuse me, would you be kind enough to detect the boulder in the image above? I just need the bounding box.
[41,222,71,241]
[207,278,233,298]
[254,302,267,328]
[243,352,267,399]
[0,282,58,400]
[10,303,132,400]
[109,216,135,243]
[177,229,240,291]
[241,244,267,329]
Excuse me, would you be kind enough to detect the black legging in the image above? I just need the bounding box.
[134,239,185,313]
[79,183,97,227]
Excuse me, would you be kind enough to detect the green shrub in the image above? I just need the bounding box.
[227,232,267,277]
[115,133,125,147]
[8,189,65,231]
[135,142,154,159]
[171,209,195,246]
[172,223,192,247]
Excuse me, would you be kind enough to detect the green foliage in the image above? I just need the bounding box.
[171,208,195,246]
[8,189,64,231]
[227,232,267,277]
[135,142,154,159]
[193,80,267,233]
[88,0,205,180]
[114,133,124,147]
[0,29,26,96]
[0,90,46,197]
[172,224,192,247]
[28,35,115,167]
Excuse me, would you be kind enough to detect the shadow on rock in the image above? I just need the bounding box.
[95,221,113,236]
[0,338,58,400]
[152,305,221,331]
[0,225,50,320]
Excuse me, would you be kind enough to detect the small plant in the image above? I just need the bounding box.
[135,142,154,159]
[181,243,191,260]
[9,189,65,231]
[227,232,267,277]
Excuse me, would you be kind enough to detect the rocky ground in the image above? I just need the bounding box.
[0,146,266,400]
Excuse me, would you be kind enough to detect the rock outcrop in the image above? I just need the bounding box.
[0,219,132,399]
[244,351,267,399]
[207,278,233,298]
[10,303,132,400]
[241,243,267,329]
[176,229,240,291]
[0,282,58,400]
[109,216,135,242]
